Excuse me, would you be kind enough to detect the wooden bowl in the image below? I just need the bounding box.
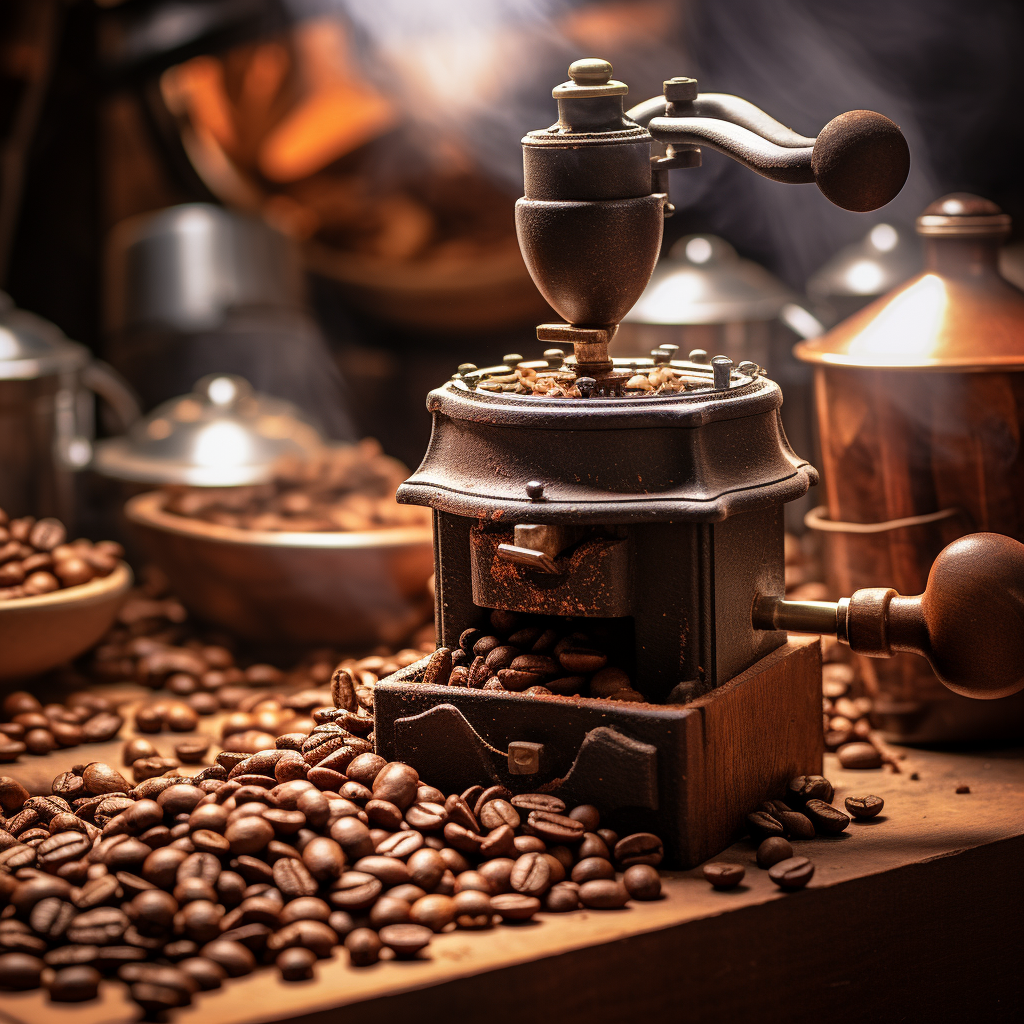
[125,491,434,647]
[0,562,133,681]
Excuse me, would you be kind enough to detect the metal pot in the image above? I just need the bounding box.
[795,193,1024,743]
[0,292,138,528]
[806,222,922,324]
[92,374,325,487]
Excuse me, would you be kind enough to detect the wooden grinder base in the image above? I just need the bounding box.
[375,636,824,867]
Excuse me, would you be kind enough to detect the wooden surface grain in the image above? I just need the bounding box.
[1,743,1020,1024]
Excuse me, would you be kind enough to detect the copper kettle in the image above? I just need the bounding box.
[795,194,1024,742]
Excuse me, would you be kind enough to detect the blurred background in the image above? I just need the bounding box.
[1,0,1023,469]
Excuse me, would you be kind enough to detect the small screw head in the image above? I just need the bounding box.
[543,348,564,367]
[737,360,759,376]
[502,353,524,367]
[651,349,669,364]
[688,348,709,364]
[525,481,545,500]
[457,363,477,375]
[576,376,597,397]
[569,58,613,85]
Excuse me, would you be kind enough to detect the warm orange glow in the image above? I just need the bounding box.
[846,274,949,364]
[162,57,237,152]
[258,20,397,183]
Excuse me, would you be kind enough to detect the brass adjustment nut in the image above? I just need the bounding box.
[508,741,545,775]
[664,76,698,102]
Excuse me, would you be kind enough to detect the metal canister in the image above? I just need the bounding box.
[0,293,138,528]
[795,194,1024,742]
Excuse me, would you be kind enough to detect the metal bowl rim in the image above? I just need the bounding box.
[125,491,434,550]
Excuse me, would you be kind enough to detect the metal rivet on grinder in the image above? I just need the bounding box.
[543,348,565,367]
[688,348,709,364]
[457,363,477,375]
[576,376,596,398]
[738,360,759,377]
[712,355,733,390]
[503,354,524,367]
[525,480,546,500]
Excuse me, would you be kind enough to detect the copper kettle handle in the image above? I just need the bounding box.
[753,533,1024,700]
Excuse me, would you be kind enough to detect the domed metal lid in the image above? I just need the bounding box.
[795,195,1024,370]
[806,222,921,302]
[0,291,90,380]
[92,374,325,485]
[623,235,793,325]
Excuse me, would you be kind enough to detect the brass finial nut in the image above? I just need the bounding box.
[664,77,698,102]
[554,58,626,99]
[569,58,613,84]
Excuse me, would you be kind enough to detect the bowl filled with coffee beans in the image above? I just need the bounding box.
[0,510,132,680]
[124,442,433,647]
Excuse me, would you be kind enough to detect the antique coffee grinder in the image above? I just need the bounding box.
[374,61,1024,867]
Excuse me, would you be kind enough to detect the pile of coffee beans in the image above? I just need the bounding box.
[161,439,431,533]
[417,609,644,701]
[0,510,122,601]
[0,693,122,764]
[704,773,885,894]
[0,749,665,1008]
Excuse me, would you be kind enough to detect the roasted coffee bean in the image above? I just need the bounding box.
[480,799,520,831]
[67,906,129,944]
[199,939,256,977]
[525,810,585,843]
[786,775,834,808]
[747,811,785,842]
[578,879,629,909]
[74,874,122,909]
[376,830,424,859]
[756,837,795,868]
[379,923,433,959]
[30,898,76,940]
[845,795,884,819]
[178,956,226,991]
[405,847,444,890]
[614,832,664,867]
[510,793,565,814]
[81,712,123,743]
[37,831,90,869]
[329,871,382,911]
[276,946,316,981]
[702,862,745,890]
[82,762,130,794]
[266,919,337,959]
[804,799,851,835]
[177,851,221,885]
[329,817,375,860]
[479,824,516,859]
[409,894,456,931]
[354,855,410,887]
[369,896,412,928]
[768,856,815,890]
[0,951,43,990]
[491,893,540,922]
[422,647,453,686]
[765,806,810,837]
[622,864,661,900]
[49,964,102,1001]
[44,944,99,968]
[372,762,419,810]
[837,742,883,770]
[345,927,382,967]
[405,801,447,832]
[543,882,580,913]
[571,856,615,884]
[510,852,551,896]
[175,739,210,765]
[299,836,344,881]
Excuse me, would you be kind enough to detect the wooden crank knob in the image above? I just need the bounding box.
[843,533,1024,699]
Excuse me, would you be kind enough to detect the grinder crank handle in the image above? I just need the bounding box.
[752,533,1024,699]
[631,88,909,212]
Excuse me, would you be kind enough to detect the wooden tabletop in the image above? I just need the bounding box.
[1,726,1020,1024]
